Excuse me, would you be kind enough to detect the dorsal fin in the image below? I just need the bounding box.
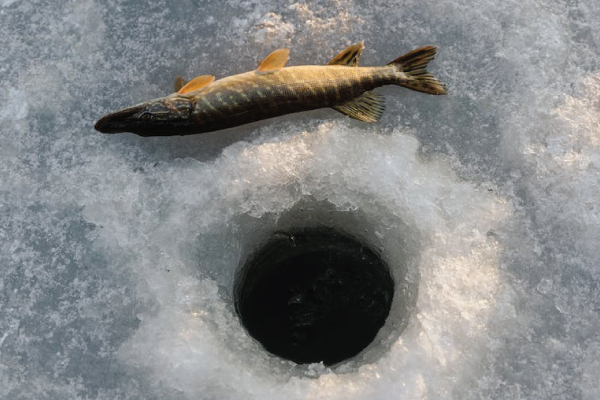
[178,75,215,94]
[327,42,364,66]
[174,75,187,92]
[257,48,290,74]
[332,91,385,122]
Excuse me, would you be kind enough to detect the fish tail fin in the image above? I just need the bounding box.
[389,45,447,95]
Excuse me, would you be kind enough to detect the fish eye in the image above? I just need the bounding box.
[139,111,153,120]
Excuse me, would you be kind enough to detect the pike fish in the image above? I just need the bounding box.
[94,42,447,136]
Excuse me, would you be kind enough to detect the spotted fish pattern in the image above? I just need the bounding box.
[94,42,447,137]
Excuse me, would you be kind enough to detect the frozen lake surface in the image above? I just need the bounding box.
[1,0,599,399]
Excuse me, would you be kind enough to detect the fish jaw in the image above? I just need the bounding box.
[94,96,194,136]
[94,103,147,134]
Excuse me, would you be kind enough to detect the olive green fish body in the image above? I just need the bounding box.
[94,43,447,136]
[188,65,396,133]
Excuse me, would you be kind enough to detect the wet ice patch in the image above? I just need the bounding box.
[0,88,28,121]
[1,0,20,7]
[250,13,296,46]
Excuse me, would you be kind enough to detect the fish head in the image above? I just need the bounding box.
[94,95,194,136]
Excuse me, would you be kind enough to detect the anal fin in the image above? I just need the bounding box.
[332,91,385,122]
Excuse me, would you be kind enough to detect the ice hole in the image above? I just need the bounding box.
[235,227,394,366]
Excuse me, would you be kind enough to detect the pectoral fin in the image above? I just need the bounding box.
[328,42,364,66]
[174,75,187,92]
[257,48,290,74]
[178,75,215,94]
[332,91,385,122]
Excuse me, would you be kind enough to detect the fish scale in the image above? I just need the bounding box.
[95,42,447,137]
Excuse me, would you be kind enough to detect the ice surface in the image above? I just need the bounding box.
[1,0,599,399]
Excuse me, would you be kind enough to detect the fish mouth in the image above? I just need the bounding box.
[94,105,145,134]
